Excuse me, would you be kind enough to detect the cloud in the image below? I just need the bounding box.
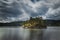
[0,0,48,23]
[0,0,60,23]
[45,0,60,20]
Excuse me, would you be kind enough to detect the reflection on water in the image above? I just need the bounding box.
[0,26,60,40]
[0,27,44,40]
[43,26,60,40]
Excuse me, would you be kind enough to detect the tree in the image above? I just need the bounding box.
[23,17,47,29]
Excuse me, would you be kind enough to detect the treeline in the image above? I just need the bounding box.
[0,20,60,27]
[46,20,60,26]
[0,21,23,27]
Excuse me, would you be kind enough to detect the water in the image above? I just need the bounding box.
[43,26,60,40]
[0,26,60,40]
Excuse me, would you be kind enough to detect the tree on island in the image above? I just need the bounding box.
[22,17,47,29]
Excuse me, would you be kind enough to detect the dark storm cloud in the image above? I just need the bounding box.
[0,0,32,23]
[0,0,60,23]
[0,0,24,22]
[31,0,40,3]
[22,4,48,17]
[45,0,60,20]
[0,0,46,23]
[52,3,60,9]
[46,8,60,20]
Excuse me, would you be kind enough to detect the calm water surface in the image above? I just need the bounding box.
[0,26,60,40]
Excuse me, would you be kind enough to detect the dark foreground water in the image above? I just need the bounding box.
[0,26,60,40]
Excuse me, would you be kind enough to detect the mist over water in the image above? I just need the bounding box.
[0,26,60,40]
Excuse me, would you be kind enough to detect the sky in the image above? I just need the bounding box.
[0,0,60,23]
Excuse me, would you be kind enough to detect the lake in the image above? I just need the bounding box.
[0,26,60,40]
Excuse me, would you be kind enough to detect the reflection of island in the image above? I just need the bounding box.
[22,17,47,29]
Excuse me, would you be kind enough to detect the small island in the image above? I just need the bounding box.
[22,17,47,29]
